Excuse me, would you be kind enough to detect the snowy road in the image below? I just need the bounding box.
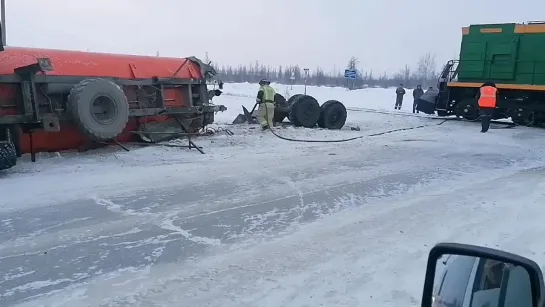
[2,85,545,306]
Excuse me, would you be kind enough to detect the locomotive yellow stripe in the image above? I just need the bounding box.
[461,24,545,35]
[447,82,545,91]
[514,24,545,34]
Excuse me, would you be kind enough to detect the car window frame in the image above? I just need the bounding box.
[436,255,479,307]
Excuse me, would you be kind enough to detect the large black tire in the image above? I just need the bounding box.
[273,93,288,122]
[287,94,303,108]
[288,95,321,128]
[274,93,287,110]
[0,125,21,157]
[286,94,304,124]
[318,100,347,129]
[0,141,17,171]
[67,78,129,141]
[273,112,287,123]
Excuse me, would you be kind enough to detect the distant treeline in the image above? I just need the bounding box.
[210,53,442,90]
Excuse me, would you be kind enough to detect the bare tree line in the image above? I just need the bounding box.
[208,52,440,89]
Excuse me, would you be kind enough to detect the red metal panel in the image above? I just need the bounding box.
[163,88,186,108]
[0,48,205,154]
[17,119,146,154]
[0,47,203,79]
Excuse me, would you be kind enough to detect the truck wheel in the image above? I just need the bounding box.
[68,78,129,141]
[274,93,287,110]
[287,95,303,125]
[286,94,303,124]
[0,141,17,171]
[318,100,347,129]
[287,94,303,107]
[0,125,21,157]
[289,95,320,128]
[317,100,336,128]
[273,112,287,123]
[273,93,288,122]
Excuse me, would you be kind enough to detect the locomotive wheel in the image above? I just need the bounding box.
[455,100,480,121]
[68,78,129,141]
[511,109,535,126]
[289,95,321,128]
[318,100,347,129]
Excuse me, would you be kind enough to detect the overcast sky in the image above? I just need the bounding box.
[7,0,545,75]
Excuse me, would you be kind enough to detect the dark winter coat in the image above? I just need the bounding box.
[413,88,424,100]
[396,86,406,102]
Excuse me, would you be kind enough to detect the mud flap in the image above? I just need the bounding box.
[416,99,436,114]
[416,90,439,115]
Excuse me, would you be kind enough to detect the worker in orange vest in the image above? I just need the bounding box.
[477,82,498,133]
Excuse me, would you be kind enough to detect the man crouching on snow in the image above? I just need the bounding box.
[255,78,276,130]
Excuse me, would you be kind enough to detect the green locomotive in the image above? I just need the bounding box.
[417,22,545,125]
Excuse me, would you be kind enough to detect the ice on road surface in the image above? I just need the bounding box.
[1,83,545,307]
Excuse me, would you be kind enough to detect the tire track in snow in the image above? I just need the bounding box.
[93,197,221,246]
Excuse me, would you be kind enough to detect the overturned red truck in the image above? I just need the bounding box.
[0,42,226,170]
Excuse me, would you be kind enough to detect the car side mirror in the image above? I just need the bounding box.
[421,242,544,307]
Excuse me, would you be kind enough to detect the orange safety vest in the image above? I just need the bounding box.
[478,86,497,108]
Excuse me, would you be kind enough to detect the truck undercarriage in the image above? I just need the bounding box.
[0,46,226,170]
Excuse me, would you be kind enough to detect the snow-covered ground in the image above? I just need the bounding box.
[1,83,545,307]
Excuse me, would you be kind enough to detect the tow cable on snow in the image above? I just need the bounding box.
[263,107,449,143]
[431,115,516,129]
[348,107,519,129]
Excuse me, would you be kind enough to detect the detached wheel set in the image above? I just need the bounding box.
[273,93,348,129]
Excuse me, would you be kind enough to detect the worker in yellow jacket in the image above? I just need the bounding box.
[255,79,276,130]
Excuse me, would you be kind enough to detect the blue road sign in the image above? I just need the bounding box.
[344,69,357,80]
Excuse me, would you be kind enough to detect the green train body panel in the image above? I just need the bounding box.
[458,23,545,86]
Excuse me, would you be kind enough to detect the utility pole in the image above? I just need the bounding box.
[303,68,309,95]
[290,71,295,90]
[1,0,6,46]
